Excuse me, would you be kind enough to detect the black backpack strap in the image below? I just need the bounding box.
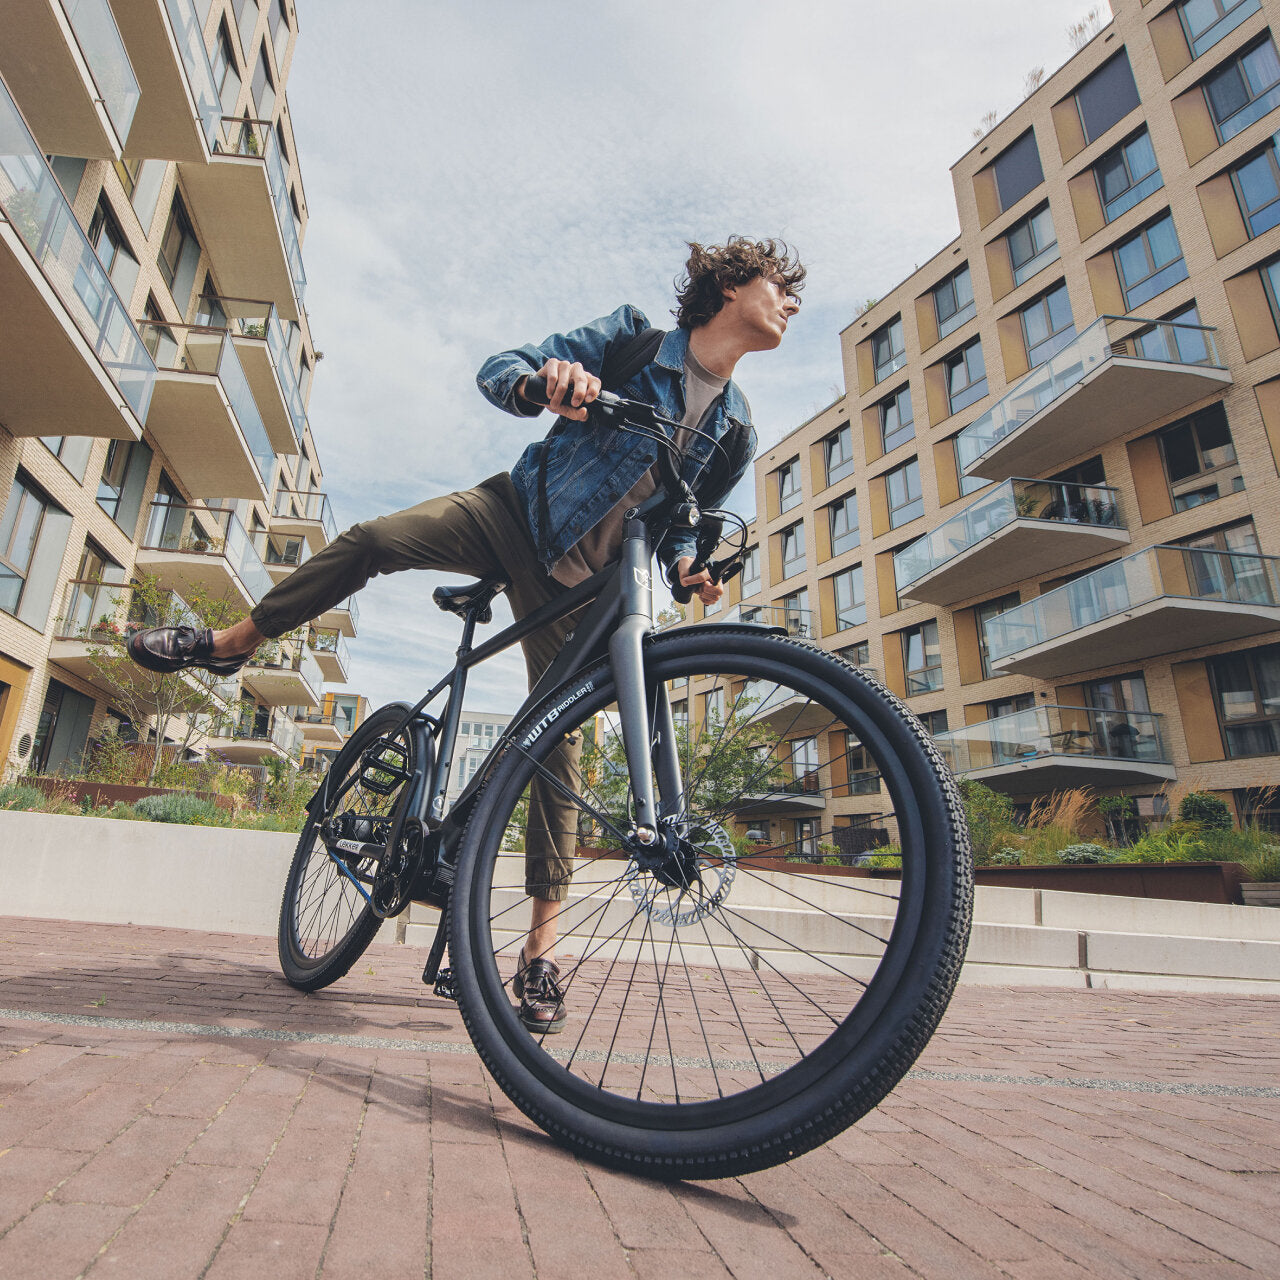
[534,326,665,565]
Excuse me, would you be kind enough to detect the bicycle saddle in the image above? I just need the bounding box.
[432,576,508,623]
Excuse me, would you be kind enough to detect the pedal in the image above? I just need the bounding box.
[359,737,411,794]
[432,967,458,1001]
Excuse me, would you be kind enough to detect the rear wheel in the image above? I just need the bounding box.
[451,629,972,1179]
[278,702,415,991]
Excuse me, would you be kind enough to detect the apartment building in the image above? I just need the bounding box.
[299,690,369,773]
[445,712,510,802]
[693,0,1280,842]
[0,0,361,779]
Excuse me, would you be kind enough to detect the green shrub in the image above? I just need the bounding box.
[990,847,1022,866]
[0,783,48,811]
[1118,829,1206,864]
[958,779,1015,864]
[1058,843,1112,865]
[131,792,225,825]
[863,852,902,869]
[1178,792,1232,831]
[1243,844,1280,882]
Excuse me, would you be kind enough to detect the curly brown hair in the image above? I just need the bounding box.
[673,237,806,330]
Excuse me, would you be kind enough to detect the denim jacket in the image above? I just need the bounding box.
[476,304,756,579]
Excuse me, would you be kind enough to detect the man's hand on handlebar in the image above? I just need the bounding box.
[677,557,723,607]
[516,360,601,421]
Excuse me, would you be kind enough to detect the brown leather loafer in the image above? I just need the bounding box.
[512,950,567,1034]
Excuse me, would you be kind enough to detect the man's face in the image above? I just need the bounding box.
[721,274,801,350]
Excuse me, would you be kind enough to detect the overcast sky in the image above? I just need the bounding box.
[286,0,1109,716]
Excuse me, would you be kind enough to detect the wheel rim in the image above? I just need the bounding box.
[464,644,952,1126]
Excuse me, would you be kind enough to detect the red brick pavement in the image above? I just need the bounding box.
[0,915,1276,1279]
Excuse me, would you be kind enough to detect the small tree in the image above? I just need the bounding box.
[958,778,1015,864]
[80,575,250,783]
[1097,793,1136,846]
[654,603,686,629]
[1178,791,1232,831]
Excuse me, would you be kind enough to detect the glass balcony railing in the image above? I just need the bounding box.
[215,117,306,305]
[983,544,1280,665]
[141,499,274,603]
[307,625,350,672]
[723,603,815,639]
[295,711,339,732]
[137,323,276,489]
[162,0,219,149]
[330,592,359,632]
[53,577,198,641]
[894,478,1124,592]
[0,77,155,420]
[61,0,141,144]
[207,707,302,760]
[933,705,1170,775]
[247,633,323,694]
[955,315,1224,475]
[198,294,305,446]
[273,488,337,543]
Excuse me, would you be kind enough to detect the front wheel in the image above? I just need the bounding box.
[451,628,972,1179]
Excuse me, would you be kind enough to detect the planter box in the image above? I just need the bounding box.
[1241,882,1280,908]
[24,777,234,814]
[968,861,1249,905]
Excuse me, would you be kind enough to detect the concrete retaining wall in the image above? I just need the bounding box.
[3,811,1278,993]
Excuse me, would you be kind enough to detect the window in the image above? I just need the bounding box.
[831,566,865,631]
[1231,143,1280,237]
[703,685,725,725]
[1007,205,1059,286]
[1179,0,1262,58]
[824,423,854,486]
[236,0,260,58]
[872,316,906,383]
[952,437,987,497]
[879,384,914,453]
[987,692,1035,720]
[776,459,802,513]
[886,459,924,528]
[992,129,1044,211]
[945,339,988,414]
[828,492,859,557]
[32,679,96,776]
[39,436,94,483]
[0,473,73,630]
[272,0,291,67]
[1263,256,1280,330]
[843,731,879,794]
[64,542,125,636]
[918,709,949,735]
[158,195,201,312]
[901,620,943,694]
[1204,37,1280,143]
[741,545,760,592]
[1177,520,1268,602]
[1208,643,1280,756]
[933,264,975,339]
[210,19,241,114]
[841,640,870,667]
[780,522,806,578]
[975,592,1022,679]
[97,439,154,531]
[789,737,820,792]
[1132,301,1212,364]
[252,45,276,119]
[86,196,139,311]
[1114,212,1188,309]
[1072,49,1140,145]
[1095,129,1163,222]
[1020,282,1075,368]
[779,589,810,637]
[1158,402,1241,510]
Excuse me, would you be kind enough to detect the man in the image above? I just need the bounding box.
[129,236,805,1031]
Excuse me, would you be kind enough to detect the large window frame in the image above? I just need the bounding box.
[945,339,988,415]
[1178,0,1262,59]
[879,384,915,453]
[933,264,975,339]
[776,459,802,514]
[740,545,760,593]
[885,459,924,528]
[1007,204,1059,286]
[831,565,866,631]
[0,473,74,630]
[157,194,201,311]
[975,592,1022,679]
[871,316,906,383]
[991,129,1044,212]
[827,491,859,557]
[824,424,854,487]
[780,521,806,579]
[1208,642,1280,757]
[1072,49,1141,146]
[1113,212,1188,309]
[1230,142,1280,237]
[1203,37,1280,144]
[1019,282,1076,369]
[1094,129,1163,223]
[901,620,943,695]
[1157,402,1242,511]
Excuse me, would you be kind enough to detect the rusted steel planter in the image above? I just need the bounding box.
[25,777,234,813]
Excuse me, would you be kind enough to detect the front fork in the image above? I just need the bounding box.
[609,516,685,845]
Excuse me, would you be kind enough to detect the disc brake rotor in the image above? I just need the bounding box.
[624,819,737,928]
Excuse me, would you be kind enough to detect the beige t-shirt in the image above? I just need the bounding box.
[550,349,728,587]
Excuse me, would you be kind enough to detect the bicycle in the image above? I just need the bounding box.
[276,378,973,1179]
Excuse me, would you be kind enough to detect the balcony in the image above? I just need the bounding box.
[0,0,139,158]
[199,295,305,452]
[178,117,306,319]
[48,578,237,704]
[307,626,349,682]
[204,707,301,765]
[956,316,1231,482]
[0,76,154,438]
[137,323,275,500]
[135,500,273,608]
[933,705,1175,794]
[984,545,1280,678]
[242,634,323,707]
[722,603,815,638]
[316,593,359,638]
[894,479,1130,606]
[732,771,828,820]
[111,0,219,162]
[295,711,344,748]
[271,489,337,553]
[259,531,310,584]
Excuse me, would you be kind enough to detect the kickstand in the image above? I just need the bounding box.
[421,909,455,1000]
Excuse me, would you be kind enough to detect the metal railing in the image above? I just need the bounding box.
[272,487,337,544]
[206,707,302,760]
[246,633,323,696]
[135,322,275,489]
[140,500,274,603]
[60,0,140,143]
[0,77,155,421]
[956,315,1224,475]
[894,478,1123,592]
[214,117,306,304]
[933,704,1170,775]
[983,544,1280,664]
[162,0,220,148]
[307,625,350,671]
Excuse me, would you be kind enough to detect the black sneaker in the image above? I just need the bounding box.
[512,950,567,1034]
[127,626,250,675]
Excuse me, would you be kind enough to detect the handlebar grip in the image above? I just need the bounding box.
[519,374,552,407]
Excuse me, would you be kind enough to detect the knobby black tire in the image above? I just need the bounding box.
[277,702,413,991]
[450,629,973,1180]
